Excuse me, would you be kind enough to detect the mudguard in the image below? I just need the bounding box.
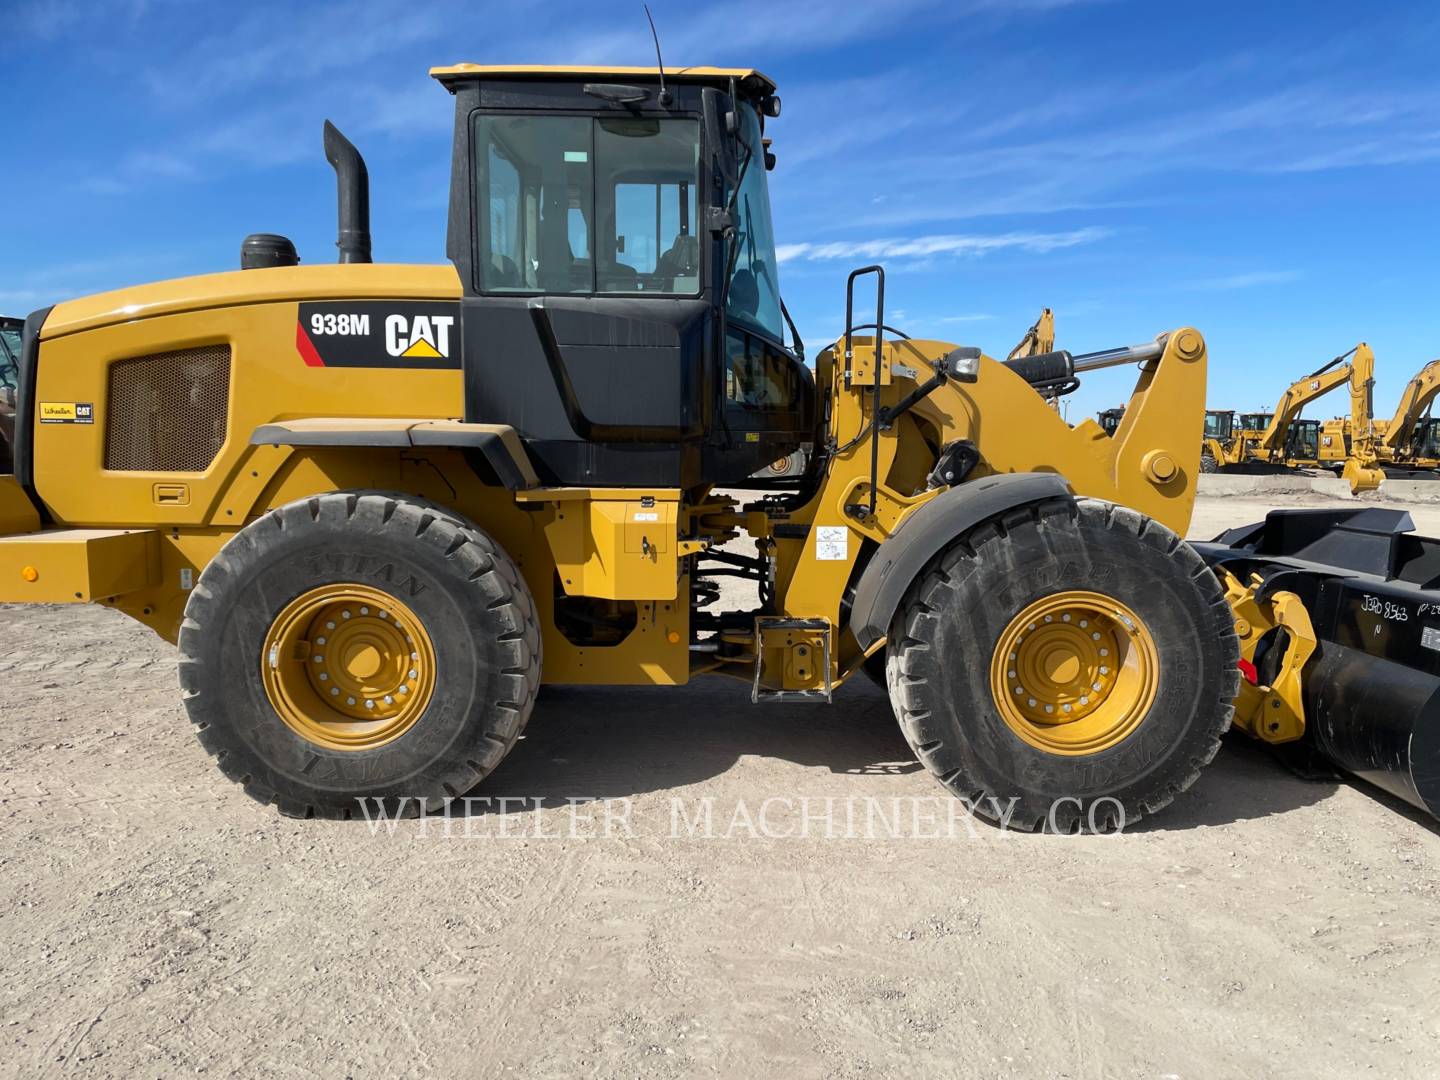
[250,418,539,490]
[848,471,1073,650]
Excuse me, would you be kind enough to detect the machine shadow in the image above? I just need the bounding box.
[458,687,1365,830]
[1137,733,1338,831]
[440,678,1384,831]
[463,675,921,812]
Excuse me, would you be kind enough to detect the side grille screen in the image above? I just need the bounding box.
[104,344,231,472]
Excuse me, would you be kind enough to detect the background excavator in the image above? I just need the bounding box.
[1375,356,1440,471]
[1316,347,1440,491]
[1202,347,1362,474]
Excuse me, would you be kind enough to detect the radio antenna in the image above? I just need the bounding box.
[643,5,671,106]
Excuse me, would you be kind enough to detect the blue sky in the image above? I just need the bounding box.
[4,0,1439,423]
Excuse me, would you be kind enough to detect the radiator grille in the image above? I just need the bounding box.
[104,344,231,472]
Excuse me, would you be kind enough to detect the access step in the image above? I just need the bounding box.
[752,617,834,703]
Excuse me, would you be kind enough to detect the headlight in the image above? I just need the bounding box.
[945,346,981,383]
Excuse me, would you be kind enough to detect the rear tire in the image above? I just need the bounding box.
[1200,450,1219,473]
[886,497,1238,832]
[178,492,541,818]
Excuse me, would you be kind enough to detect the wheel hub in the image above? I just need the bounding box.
[261,584,437,751]
[990,590,1158,755]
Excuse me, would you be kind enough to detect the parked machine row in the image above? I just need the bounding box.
[1144,344,1440,491]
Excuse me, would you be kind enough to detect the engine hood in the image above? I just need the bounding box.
[43,263,462,340]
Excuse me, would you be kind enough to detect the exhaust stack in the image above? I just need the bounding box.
[323,120,372,264]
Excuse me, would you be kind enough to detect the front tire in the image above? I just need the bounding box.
[886,497,1238,832]
[178,492,541,818]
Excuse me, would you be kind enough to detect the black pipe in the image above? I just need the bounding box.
[1304,644,1440,818]
[323,120,372,264]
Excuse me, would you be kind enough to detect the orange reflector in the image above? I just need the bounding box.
[20,566,38,583]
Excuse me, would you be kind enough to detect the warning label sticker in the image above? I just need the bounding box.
[816,526,848,561]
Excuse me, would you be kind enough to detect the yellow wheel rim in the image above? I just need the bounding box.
[989,590,1158,756]
[261,584,437,752]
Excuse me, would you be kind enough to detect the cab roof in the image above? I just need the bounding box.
[429,64,776,96]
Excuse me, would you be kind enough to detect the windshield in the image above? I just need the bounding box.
[725,104,783,343]
[1288,421,1319,459]
[1415,419,1440,459]
[1204,412,1233,439]
[1240,413,1272,431]
[0,323,20,392]
[474,115,700,296]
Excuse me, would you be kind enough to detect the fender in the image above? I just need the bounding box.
[848,472,1073,650]
[251,417,539,490]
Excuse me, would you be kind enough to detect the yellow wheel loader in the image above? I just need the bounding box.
[0,64,1240,828]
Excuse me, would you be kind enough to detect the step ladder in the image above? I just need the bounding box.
[751,617,833,703]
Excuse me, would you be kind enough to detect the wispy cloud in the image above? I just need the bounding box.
[777,226,1110,263]
[1191,270,1301,291]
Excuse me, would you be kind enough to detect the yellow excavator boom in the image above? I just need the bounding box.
[1379,356,1440,456]
[1255,348,1358,458]
[1006,308,1054,360]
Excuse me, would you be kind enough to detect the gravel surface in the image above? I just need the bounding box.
[1,493,1438,1078]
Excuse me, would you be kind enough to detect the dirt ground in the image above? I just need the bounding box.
[2,492,1439,1078]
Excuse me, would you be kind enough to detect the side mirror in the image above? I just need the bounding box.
[945,347,981,383]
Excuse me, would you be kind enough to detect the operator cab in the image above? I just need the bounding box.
[1097,407,1124,437]
[1285,418,1321,461]
[1239,412,1272,432]
[1203,409,1234,441]
[1410,417,1440,460]
[432,64,813,488]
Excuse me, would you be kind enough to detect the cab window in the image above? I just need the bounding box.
[473,114,700,296]
[725,104,783,342]
[726,327,802,410]
[597,119,699,295]
[1204,412,1233,440]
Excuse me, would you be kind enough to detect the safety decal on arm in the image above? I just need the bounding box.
[296,301,462,369]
